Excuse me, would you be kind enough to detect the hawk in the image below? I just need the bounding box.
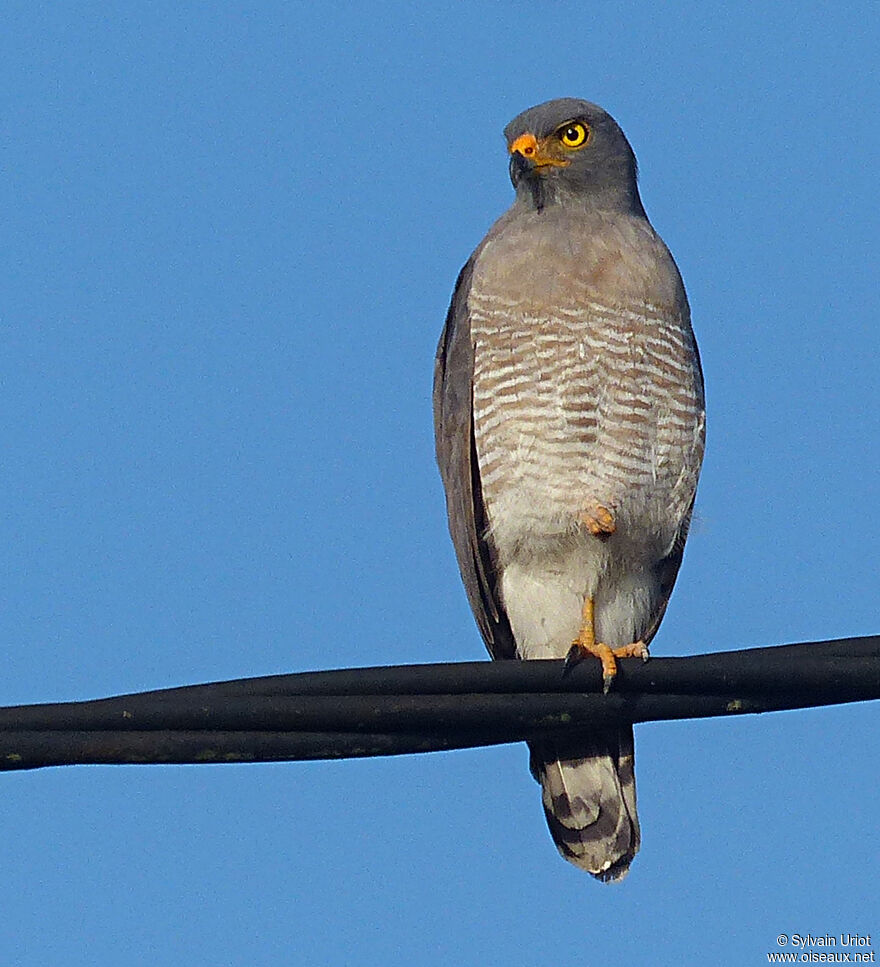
[433,98,705,880]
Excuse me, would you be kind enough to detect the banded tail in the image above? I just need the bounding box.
[529,725,640,881]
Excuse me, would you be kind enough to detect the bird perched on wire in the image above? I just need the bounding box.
[433,98,705,881]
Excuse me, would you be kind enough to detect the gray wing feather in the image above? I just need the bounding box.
[433,259,516,661]
[644,336,705,646]
[642,498,694,646]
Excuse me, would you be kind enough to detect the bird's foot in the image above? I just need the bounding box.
[564,638,649,691]
[565,637,618,693]
[565,595,644,692]
[579,504,616,540]
[612,640,650,663]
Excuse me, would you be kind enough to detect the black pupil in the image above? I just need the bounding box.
[565,126,580,142]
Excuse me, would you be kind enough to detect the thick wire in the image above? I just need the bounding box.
[0,635,877,770]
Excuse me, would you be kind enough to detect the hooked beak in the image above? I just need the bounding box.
[508,132,570,168]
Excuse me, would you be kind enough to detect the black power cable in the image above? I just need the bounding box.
[0,635,877,770]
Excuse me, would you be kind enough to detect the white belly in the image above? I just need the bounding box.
[498,533,665,657]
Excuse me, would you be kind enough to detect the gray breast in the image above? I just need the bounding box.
[468,219,705,563]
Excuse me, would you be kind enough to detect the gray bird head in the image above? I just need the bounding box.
[504,98,644,215]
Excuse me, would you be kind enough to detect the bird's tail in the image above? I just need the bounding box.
[528,726,640,881]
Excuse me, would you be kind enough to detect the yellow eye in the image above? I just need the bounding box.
[557,121,589,149]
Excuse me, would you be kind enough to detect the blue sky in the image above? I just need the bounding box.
[2,2,878,964]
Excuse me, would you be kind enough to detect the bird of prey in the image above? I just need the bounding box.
[433,98,705,881]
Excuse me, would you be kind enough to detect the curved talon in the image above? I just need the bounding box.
[612,640,649,663]
[563,644,583,674]
[568,638,618,692]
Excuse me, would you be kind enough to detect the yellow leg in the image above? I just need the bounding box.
[567,596,649,693]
